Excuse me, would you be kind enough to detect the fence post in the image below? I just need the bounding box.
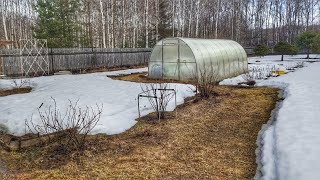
[120,49,123,66]
[91,47,97,69]
[0,56,3,75]
[50,48,54,74]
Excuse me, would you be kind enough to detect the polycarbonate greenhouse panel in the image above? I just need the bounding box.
[149,45,162,62]
[148,37,248,81]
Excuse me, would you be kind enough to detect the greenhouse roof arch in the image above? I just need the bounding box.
[148,37,248,81]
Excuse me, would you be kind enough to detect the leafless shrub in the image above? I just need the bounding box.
[241,69,257,86]
[265,65,277,77]
[11,78,31,89]
[285,64,295,71]
[26,98,103,150]
[286,62,304,71]
[192,64,220,98]
[242,68,255,81]
[295,61,304,68]
[139,83,176,120]
[241,66,277,86]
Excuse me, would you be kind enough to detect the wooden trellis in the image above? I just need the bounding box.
[20,39,49,77]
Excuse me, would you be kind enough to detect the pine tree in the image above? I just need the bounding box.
[253,44,269,57]
[158,0,172,40]
[33,0,81,48]
[148,0,172,47]
[274,42,297,61]
[296,32,317,59]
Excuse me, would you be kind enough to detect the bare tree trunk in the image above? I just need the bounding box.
[99,0,106,48]
[133,0,137,48]
[122,0,126,48]
[195,0,201,37]
[181,0,185,37]
[111,0,115,48]
[145,0,149,48]
[214,0,220,39]
[2,14,8,41]
[155,0,159,41]
[172,0,175,37]
[188,1,193,37]
[106,1,111,48]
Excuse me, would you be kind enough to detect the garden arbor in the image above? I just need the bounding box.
[148,38,248,81]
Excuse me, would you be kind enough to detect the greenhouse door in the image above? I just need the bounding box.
[162,39,180,79]
[178,42,197,81]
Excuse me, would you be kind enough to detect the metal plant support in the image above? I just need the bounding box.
[138,88,177,121]
[20,39,49,77]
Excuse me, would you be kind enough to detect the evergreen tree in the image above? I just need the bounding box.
[310,34,320,54]
[274,42,297,61]
[158,0,172,40]
[253,44,269,57]
[289,45,299,55]
[33,0,81,48]
[148,0,172,47]
[296,32,318,59]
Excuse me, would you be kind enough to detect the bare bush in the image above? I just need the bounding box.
[286,63,295,71]
[139,83,176,120]
[265,65,277,78]
[241,66,276,86]
[26,98,103,150]
[286,62,304,71]
[192,64,220,98]
[241,70,257,86]
[11,78,31,89]
[295,61,304,68]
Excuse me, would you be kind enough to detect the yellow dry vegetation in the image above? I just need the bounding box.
[0,87,32,97]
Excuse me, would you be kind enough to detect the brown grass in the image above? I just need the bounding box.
[109,72,188,84]
[0,87,32,97]
[76,65,147,74]
[0,86,279,180]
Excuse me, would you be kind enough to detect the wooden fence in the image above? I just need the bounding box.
[0,48,152,76]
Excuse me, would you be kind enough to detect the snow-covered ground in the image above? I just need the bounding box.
[222,54,320,180]
[0,68,195,135]
[221,54,319,85]
[259,62,320,180]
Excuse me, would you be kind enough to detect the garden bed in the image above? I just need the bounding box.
[0,86,279,179]
[75,65,147,74]
[108,72,188,84]
[0,87,32,97]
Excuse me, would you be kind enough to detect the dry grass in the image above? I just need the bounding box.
[0,86,279,180]
[76,65,147,74]
[0,87,32,97]
[109,72,187,84]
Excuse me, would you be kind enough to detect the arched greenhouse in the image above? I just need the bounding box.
[148,38,248,81]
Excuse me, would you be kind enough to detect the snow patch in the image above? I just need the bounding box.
[0,68,195,136]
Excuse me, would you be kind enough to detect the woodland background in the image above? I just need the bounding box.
[1,0,320,48]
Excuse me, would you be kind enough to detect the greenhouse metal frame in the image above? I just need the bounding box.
[148,37,248,81]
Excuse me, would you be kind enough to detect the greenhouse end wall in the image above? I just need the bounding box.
[148,38,248,81]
